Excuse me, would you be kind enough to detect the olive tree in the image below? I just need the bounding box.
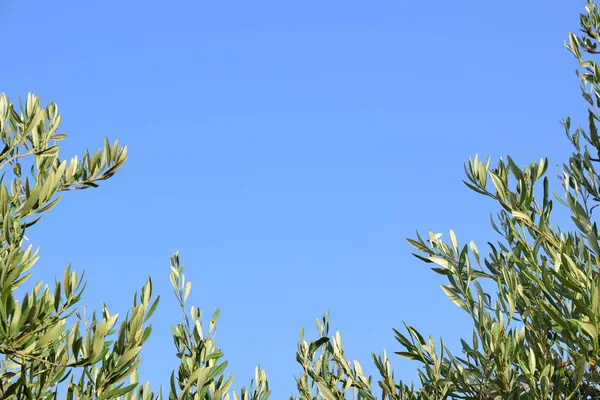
[0,94,268,399]
[293,1,600,398]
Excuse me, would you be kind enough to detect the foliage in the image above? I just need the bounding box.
[3,1,600,399]
[293,1,600,398]
[0,93,268,399]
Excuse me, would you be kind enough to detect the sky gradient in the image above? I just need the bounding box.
[0,0,588,396]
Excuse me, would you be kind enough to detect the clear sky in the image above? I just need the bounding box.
[0,0,588,396]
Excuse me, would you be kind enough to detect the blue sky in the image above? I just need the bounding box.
[0,0,588,396]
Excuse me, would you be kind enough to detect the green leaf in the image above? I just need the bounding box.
[308,337,329,358]
[574,356,587,387]
[317,382,339,400]
[440,285,468,312]
[144,295,160,322]
[208,361,228,381]
[178,367,210,400]
[97,383,138,400]
[35,145,59,157]
[428,257,450,269]
[572,320,598,340]
[36,320,64,348]
[511,210,532,224]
